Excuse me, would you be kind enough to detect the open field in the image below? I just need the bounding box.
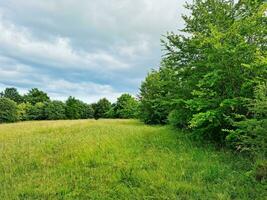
[0,120,266,199]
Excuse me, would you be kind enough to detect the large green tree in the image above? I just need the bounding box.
[65,97,82,119]
[93,98,111,119]
[139,0,267,148]
[24,88,50,105]
[65,97,93,119]
[27,102,46,120]
[2,88,24,103]
[44,101,66,120]
[113,94,139,119]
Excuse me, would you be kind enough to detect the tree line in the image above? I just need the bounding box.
[139,0,266,162]
[0,88,139,123]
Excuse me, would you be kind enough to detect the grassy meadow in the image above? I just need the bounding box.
[0,120,266,199]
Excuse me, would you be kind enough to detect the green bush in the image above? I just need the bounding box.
[0,97,18,123]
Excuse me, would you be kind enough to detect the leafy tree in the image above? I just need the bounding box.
[140,0,267,147]
[65,97,82,119]
[17,102,32,121]
[93,98,111,119]
[24,88,50,105]
[2,88,24,103]
[65,97,93,119]
[113,94,139,119]
[139,71,163,124]
[0,97,17,123]
[105,103,116,118]
[139,69,176,124]
[80,103,94,119]
[44,101,66,120]
[27,102,46,120]
[183,0,266,143]
[226,83,267,156]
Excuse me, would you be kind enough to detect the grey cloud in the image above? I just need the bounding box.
[0,0,191,102]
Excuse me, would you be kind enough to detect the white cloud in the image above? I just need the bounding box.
[0,0,191,101]
[0,16,129,71]
[45,79,123,103]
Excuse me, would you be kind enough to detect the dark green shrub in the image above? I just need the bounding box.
[0,97,18,123]
[254,161,267,182]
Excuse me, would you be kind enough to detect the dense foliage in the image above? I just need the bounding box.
[110,94,139,119]
[65,97,95,120]
[24,88,50,105]
[139,0,267,158]
[0,87,137,123]
[0,97,17,123]
[0,88,24,103]
[44,101,67,120]
[93,98,112,119]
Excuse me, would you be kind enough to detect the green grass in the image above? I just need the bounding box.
[0,119,266,199]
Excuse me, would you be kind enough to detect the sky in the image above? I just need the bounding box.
[0,0,190,103]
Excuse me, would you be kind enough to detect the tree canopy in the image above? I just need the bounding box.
[139,0,267,154]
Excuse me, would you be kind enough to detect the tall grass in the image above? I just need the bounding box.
[0,120,266,199]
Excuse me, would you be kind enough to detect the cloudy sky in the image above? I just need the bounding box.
[0,0,190,103]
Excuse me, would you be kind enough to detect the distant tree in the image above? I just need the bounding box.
[65,97,93,119]
[65,97,81,119]
[27,102,46,120]
[0,97,17,123]
[93,98,112,119]
[105,103,116,118]
[17,102,32,121]
[80,103,94,119]
[44,101,66,120]
[113,94,139,119]
[91,103,97,113]
[24,88,50,105]
[2,88,24,103]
